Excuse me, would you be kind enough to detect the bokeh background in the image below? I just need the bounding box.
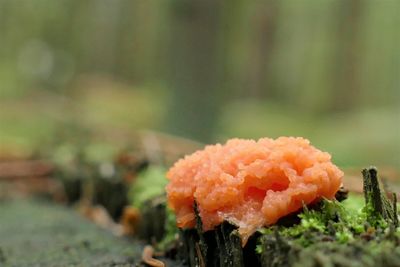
[0,0,399,168]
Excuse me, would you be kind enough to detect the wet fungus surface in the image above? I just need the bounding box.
[166,137,343,243]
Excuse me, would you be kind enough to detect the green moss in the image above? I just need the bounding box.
[257,194,399,256]
[128,166,167,209]
[341,193,365,212]
[335,228,354,243]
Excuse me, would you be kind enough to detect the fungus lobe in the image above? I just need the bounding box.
[166,137,343,244]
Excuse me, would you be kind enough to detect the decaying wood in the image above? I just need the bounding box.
[362,166,398,226]
[137,196,167,244]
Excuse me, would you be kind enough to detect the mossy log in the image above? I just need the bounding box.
[0,199,143,266]
[140,167,399,267]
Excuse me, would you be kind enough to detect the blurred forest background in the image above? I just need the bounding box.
[0,0,399,168]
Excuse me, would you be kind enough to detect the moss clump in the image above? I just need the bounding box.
[254,166,399,267]
[128,166,167,209]
[256,199,356,249]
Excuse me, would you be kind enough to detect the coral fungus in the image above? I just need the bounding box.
[166,137,343,243]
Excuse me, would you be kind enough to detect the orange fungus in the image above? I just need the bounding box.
[166,137,343,243]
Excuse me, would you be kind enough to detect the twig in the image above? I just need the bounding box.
[142,245,165,267]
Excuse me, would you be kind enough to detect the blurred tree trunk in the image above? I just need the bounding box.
[332,0,363,111]
[165,0,224,142]
[246,2,278,100]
